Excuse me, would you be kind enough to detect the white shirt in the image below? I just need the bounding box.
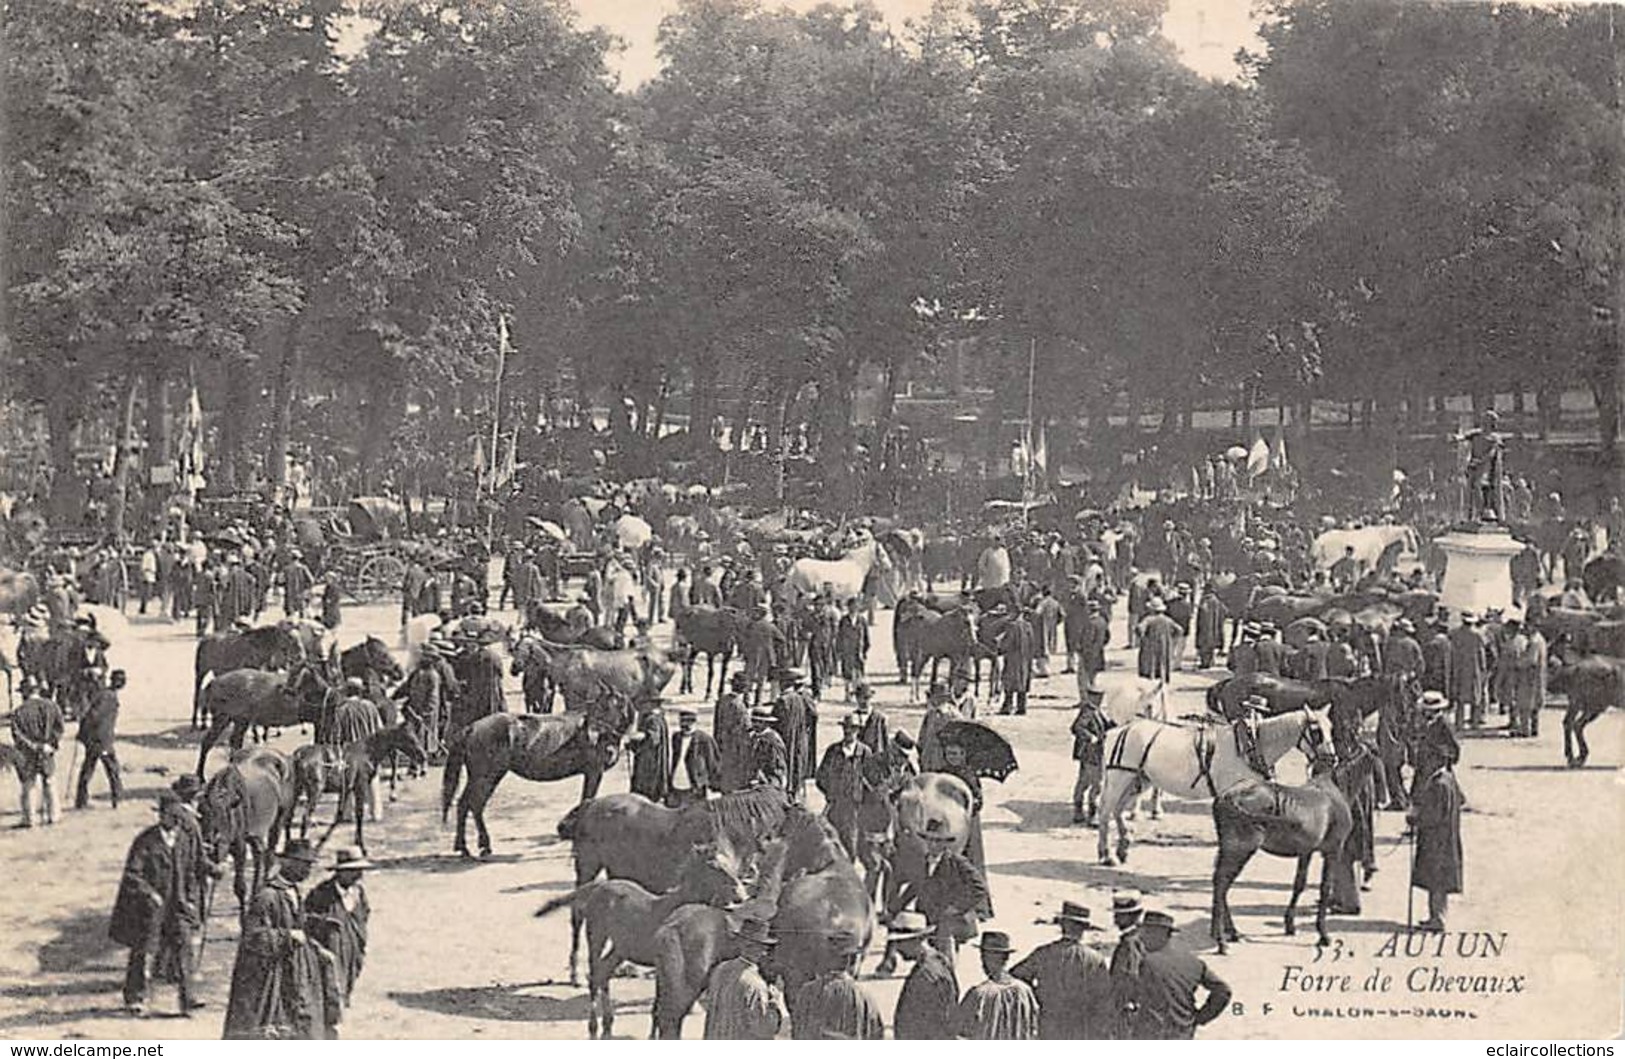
[671,731,693,790]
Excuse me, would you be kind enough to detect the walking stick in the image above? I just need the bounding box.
[1405,824,1416,932]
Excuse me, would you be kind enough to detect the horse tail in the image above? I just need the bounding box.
[1205,680,1225,717]
[535,885,586,919]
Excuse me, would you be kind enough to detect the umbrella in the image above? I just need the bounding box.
[615,514,653,549]
[526,516,568,542]
[1225,445,1248,461]
[935,721,1019,782]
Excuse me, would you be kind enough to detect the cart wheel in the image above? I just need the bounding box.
[356,554,406,603]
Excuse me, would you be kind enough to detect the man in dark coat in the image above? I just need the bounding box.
[835,597,870,698]
[1407,703,1464,932]
[1136,598,1180,682]
[283,551,315,618]
[1449,612,1489,727]
[1193,590,1227,670]
[1252,624,1286,677]
[1164,585,1194,672]
[1010,900,1113,1039]
[890,911,959,1040]
[110,791,206,1017]
[956,930,1039,1039]
[714,672,754,792]
[815,714,873,859]
[75,668,125,809]
[455,638,507,730]
[748,706,789,790]
[627,699,672,803]
[304,847,372,1034]
[790,952,885,1039]
[320,573,344,630]
[1062,583,1092,675]
[774,669,816,802]
[1325,626,1359,678]
[218,555,257,627]
[1292,628,1331,681]
[1385,619,1425,682]
[1123,910,1232,1039]
[849,684,888,753]
[1421,620,1453,699]
[668,707,720,806]
[223,838,331,1039]
[891,823,990,955]
[1074,601,1110,700]
[1071,689,1109,825]
[997,609,1036,716]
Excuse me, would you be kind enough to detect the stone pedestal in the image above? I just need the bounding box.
[1434,524,1524,618]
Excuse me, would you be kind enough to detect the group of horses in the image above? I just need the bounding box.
[531,751,977,1040]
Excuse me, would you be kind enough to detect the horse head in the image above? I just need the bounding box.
[1296,704,1337,763]
[199,769,247,855]
[360,636,404,683]
[678,839,748,908]
[381,723,428,770]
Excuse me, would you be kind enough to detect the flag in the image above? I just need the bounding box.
[1246,437,1270,479]
[470,435,486,477]
[1032,420,1047,477]
[1271,430,1289,470]
[496,429,518,488]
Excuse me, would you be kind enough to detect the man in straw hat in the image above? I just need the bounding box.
[1011,901,1111,1039]
[789,938,883,1040]
[1449,611,1489,727]
[747,704,788,791]
[955,929,1038,1039]
[1120,909,1232,1040]
[110,791,208,1018]
[890,911,958,1039]
[1136,595,1179,682]
[1407,692,1464,933]
[305,846,374,1030]
[703,917,785,1040]
[223,838,331,1039]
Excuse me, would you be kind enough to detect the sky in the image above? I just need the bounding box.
[567,0,1266,87]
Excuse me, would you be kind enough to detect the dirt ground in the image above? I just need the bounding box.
[2,584,1621,1041]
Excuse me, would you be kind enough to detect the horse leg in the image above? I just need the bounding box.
[232,841,249,909]
[1211,843,1252,953]
[1314,850,1336,947]
[1097,774,1124,864]
[1285,852,1313,937]
[1148,784,1163,820]
[354,780,367,856]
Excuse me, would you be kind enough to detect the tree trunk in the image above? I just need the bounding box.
[691,353,717,457]
[773,387,792,507]
[108,373,141,543]
[267,315,301,493]
[217,357,255,493]
[1588,365,1620,456]
[147,367,172,466]
[45,388,83,522]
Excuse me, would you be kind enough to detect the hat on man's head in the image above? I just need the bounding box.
[1048,901,1100,929]
[1111,891,1144,917]
[170,775,203,801]
[1147,597,1167,613]
[1461,612,1479,625]
[891,731,917,751]
[1419,690,1450,712]
[1141,910,1177,931]
[852,683,874,703]
[677,707,698,721]
[885,911,931,941]
[154,789,185,814]
[750,705,778,724]
[840,713,864,731]
[281,838,320,864]
[332,846,375,872]
[731,917,778,947]
[974,930,1016,954]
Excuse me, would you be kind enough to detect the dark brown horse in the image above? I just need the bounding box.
[195,664,332,777]
[1210,741,1374,954]
[553,786,790,984]
[534,843,747,1039]
[339,636,404,692]
[200,746,297,908]
[1552,655,1623,767]
[193,624,306,728]
[753,808,873,990]
[290,725,427,854]
[895,599,979,698]
[1208,672,1402,726]
[441,695,634,858]
[671,605,744,697]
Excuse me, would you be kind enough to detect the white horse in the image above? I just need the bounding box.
[1096,705,1334,866]
[784,537,894,602]
[1093,675,1170,819]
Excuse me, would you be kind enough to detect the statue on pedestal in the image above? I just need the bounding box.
[1455,411,1506,525]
